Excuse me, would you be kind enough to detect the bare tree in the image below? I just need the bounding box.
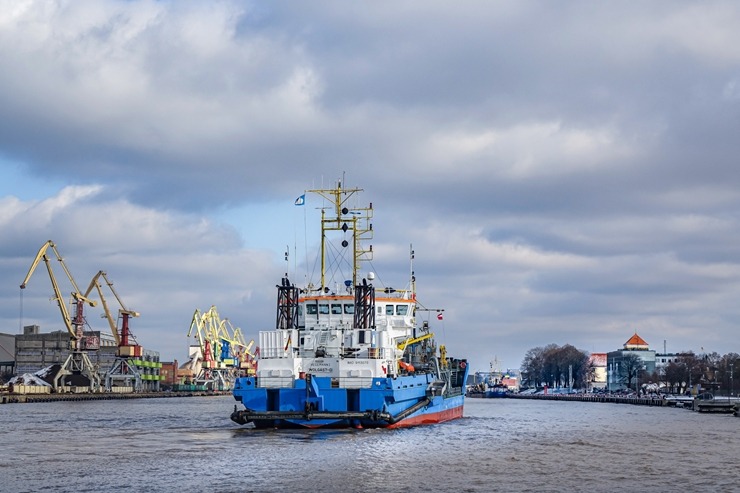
[520,343,589,389]
[520,346,546,388]
[619,353,643,392]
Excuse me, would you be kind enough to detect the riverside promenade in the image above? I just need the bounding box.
[508,392,740,415]
[509,392,668,407]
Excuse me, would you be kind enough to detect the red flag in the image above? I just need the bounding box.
[437,312,443,320]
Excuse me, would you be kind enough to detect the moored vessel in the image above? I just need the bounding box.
[231,181,468,428]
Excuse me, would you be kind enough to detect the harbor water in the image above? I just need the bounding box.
[2,395,737,492]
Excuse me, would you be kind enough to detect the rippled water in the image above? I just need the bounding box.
[1,396,737,492]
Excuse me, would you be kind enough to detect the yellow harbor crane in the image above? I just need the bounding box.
[84,271,140,351]
[20,240,102,391]
[185,305,255,390]
[228,324,256,374]
[84,270,156,392]
[186,307,221,389]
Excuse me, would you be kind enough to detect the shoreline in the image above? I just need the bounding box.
[0,390,231,404]
[505,392,740,415]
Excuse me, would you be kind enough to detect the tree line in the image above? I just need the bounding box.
[520,344,591,389]
[650,351,739,395]
[520,344,740,394]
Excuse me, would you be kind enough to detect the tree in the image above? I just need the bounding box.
[664,361,684,393]
[520,343,590,389]
[520,346,546,388]
[717,353,739,396]
[619,353,643,392]
[678,353,705,391]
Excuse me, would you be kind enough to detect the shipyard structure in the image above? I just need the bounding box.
[8,325,163,393]
[1,240,170,395]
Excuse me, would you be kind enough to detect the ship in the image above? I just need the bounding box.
[466,359,510,398]
[231,181,468,429]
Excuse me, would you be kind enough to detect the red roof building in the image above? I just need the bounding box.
[624,333,649,350]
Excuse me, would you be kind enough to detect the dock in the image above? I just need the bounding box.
[508,393,667,407]
[0,390,230,404]
[693,398,739,414]
[507,393,740,415]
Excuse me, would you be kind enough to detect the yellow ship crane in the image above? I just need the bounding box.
[19,240,101,391]
[396,332,434,352]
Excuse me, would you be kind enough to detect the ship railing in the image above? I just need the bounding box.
[256,377,297,389]
[335,377,374,389]
[289,347,393,360]
[254,376,375,389]
[259,347,294,359]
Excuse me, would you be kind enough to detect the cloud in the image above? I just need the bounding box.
[0,186,280,360]
[2,1,740,371]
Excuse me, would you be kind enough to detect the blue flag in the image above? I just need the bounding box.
[294,194,305,206]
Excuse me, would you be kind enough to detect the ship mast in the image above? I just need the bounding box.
[410,245,416,299]
[307,181,373,289]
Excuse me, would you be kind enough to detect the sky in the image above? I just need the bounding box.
[2,1,740,374]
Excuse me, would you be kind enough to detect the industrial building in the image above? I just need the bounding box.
[1,332,15,378]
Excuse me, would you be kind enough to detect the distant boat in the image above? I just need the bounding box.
[231,181,468,429]
[466,362,510,398]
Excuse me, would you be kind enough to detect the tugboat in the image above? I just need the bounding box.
[231,181,468,429]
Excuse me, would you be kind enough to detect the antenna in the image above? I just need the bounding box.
[410,244,415,297]
[284,245,290,278]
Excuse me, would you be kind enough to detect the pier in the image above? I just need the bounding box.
[508,393,667,406]
[0,390,230,404]
[507,392,740,415]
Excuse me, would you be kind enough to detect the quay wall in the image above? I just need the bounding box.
[508,393,668,407]
[0,390,230,404]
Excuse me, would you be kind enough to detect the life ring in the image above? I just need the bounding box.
[460,361,466,369]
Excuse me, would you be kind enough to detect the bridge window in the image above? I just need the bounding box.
[344,304,355,314]
[306,305,318,315]
[386,305,394,315]
[396,305,408,315]
[319,304,329,314]
[331,304,342,315]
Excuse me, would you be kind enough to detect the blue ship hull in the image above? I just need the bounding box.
[232,366,468,429]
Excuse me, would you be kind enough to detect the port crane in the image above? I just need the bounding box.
[186,307,222,390]
[84,270,150,392]
[228,324,256,376]
[186,306,255,390]
[20,240,102,391]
